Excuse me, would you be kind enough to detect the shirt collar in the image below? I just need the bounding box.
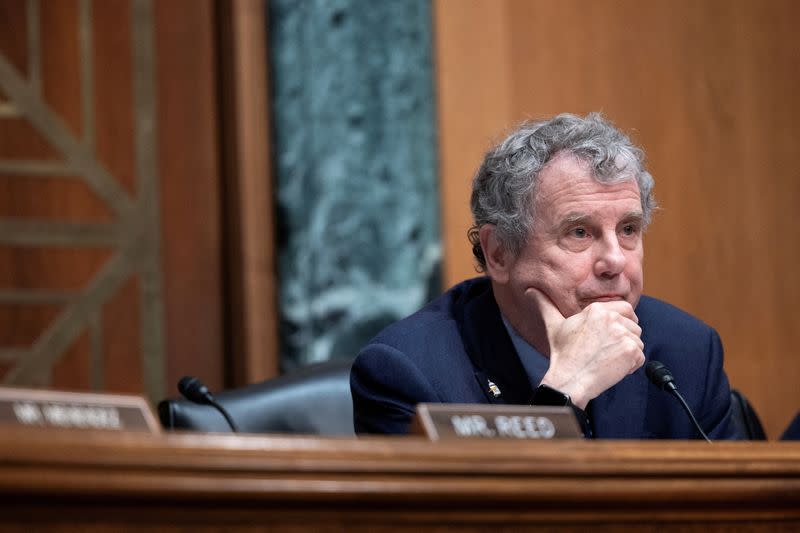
[501,314,550,388]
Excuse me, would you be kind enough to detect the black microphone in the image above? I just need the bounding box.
[177,376,239,433]
[645,361,711,442]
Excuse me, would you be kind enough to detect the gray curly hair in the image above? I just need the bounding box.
[468,112,656,271]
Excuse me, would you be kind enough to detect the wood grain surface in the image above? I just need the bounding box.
[0,428,798,531]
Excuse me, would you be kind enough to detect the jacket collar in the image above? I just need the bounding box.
[453,278,533,405]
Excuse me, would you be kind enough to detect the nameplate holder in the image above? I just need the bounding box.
[0,386,161,434]
[412,403,583,441]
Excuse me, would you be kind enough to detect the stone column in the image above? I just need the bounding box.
[269,0,440,368]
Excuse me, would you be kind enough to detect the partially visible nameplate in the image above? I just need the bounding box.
[412,403,583,441]
[0,386,161,434]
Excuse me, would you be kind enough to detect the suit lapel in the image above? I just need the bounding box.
[454,279,532,405]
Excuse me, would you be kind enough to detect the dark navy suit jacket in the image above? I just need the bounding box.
[351,277,741,439]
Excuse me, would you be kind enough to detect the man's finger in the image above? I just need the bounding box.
[526,287,566,329]
[623,318,642,338]
[586,300,639,323]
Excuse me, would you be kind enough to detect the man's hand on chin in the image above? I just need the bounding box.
[527,288,645,409]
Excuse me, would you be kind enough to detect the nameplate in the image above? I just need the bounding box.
[412,403,583,441]
[0,386,160,434]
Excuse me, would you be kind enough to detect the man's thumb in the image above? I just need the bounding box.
[527,288,565,329]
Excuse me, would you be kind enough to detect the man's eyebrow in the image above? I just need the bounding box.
[553,211,645,233]
[620,211,645,223]
[555,213,593,233]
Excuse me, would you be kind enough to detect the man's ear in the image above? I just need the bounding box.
[479,224,511,284]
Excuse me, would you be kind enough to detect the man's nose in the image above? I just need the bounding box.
[593,234,626,278]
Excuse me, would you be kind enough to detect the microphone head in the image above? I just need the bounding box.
[178,375,213,404]
[645,360,676,391]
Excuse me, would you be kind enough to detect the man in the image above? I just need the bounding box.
[351,113,740,439]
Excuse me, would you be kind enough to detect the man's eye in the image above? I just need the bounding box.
[570,227,588,238]
[621,224,639,236]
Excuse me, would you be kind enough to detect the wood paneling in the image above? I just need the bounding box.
[0,428,798,530]
[0,1,28,76]
[93,0,136,194]
[40,0,82,138]
[0,0,124,390]
[154,0,225,393]
[0,0,226,398]
[433,0,515,281]
[435,0,800,438]
[217,0,279,385]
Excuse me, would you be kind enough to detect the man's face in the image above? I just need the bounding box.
[505,153,645,321]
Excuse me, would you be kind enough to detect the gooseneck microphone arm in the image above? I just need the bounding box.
[178,376,239,433]
[645,361,711,443]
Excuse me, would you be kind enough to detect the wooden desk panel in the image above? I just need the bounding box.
[0,428,798,531]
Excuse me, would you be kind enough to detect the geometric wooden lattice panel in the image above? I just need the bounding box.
[0,0,165,400]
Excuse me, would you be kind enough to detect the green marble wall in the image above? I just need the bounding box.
[269,0,441,369]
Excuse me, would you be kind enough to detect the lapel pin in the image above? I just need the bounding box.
[487,380,502,398]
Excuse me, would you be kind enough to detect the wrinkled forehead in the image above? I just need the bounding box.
[533,154,642,217]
